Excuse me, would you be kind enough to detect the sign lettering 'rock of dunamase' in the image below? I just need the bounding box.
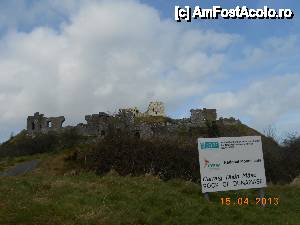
[198,136,267,193]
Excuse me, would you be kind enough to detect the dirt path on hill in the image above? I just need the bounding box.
[0,160,39,176]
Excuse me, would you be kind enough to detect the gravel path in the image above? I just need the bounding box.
[0,160,39,177]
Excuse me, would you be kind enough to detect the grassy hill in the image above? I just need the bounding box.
[0,123,300,224]
[0,151,300,225]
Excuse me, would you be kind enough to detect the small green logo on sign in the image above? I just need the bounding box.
[201,142,219,150]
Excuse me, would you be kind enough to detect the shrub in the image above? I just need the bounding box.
[0,129,84,158]
[261,137,287,184]
[262,135,300,184]
[206,121,221,137]
[76,134,201,182]
[74,133,299,184]
[282,136,300,182]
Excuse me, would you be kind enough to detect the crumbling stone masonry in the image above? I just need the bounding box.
[27,112,65,134]
[190,108,217,125]
[26,102,240,139]
[219,117,241,126]
[145,101,165,117]
[119,107,141,117]
[120,101,165,117]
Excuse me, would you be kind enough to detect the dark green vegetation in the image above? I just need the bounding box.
[0,129,84,158]
[0,151,300,225]
[75,132,300,184]
[75,134,199,182]
[1,123,300,184]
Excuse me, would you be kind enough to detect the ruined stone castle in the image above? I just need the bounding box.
[27,101,240,139]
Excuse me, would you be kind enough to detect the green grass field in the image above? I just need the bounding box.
[0,153,299,225]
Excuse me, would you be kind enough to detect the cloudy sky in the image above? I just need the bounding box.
[0,0,299,142]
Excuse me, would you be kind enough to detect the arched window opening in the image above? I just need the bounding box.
[135,131,140,139]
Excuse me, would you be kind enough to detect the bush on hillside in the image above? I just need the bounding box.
[282,136,300,182]
[76,133,201,182]
[73,132,300,184]
[261,136,288,183]
[262,132,300,184]
[0,129,83,158]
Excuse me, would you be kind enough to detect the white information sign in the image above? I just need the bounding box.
[198,136,267,193]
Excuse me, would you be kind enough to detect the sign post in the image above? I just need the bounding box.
[259,188,266,208]
[203,192,210,201]
[198,136,267,194]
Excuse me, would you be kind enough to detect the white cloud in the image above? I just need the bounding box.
[0,0,236,141]
[238,35,300,70]
[0,0,85,31]
[202,74,300,133]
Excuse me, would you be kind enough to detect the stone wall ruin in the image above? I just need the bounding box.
[27,112,65,134]
[26,102,240,139]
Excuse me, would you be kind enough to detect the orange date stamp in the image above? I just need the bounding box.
[220,197,280,206]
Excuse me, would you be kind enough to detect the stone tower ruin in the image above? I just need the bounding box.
[145,101,165,117]
[27,112,65,134]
